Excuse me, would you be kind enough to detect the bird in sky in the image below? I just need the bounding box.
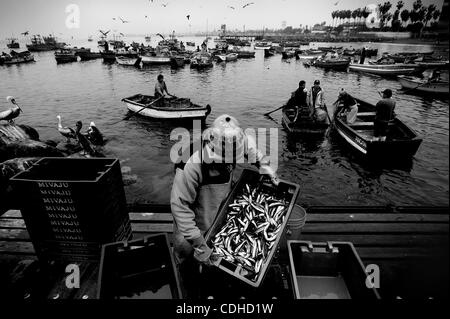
[120,33,125,36]
[112,17,116,20]
[145,15,149,18]
[242,2,254,8]
[99,30,110,36]
[186,15,190,20]
[228,6,235,9]
[119,17,129,23]
[21,31,29,36]
[162,3,168,7]
[334,1,340,5]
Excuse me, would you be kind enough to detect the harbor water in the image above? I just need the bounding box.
[0,37,448,207]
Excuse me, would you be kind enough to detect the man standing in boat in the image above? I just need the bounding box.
[307,80,327,122]
[154,74,174,106]
[285,80,309,122]
[170,115,278,298]
[374,89,396,142]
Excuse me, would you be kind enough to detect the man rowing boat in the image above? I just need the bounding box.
[154,74,175,106]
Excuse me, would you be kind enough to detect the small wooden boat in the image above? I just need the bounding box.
[78,50,102,61]
[145,36,151,42]
[282,107,329,134]
[116,56,140,66]
[55,49,78,63]
[334,98,422,158]
[349,63,419,76]
[313,58,350,70]
[296,50,324,60]
[264,48,275,57]
[228,50,255,58]
[170,56,185,67]
[216,53,238,62]
[254,42,271,50]
[121,94,211,119]
[101,51,116,63]
[0,50,34,65]
[140,52,171,65]
[190,54,213,68]
[397,75,449,94]
[88,36,93,42]
[282,50,295,59]
[318,46,343,52]
[6,38,20,49]
[186,42,195,47]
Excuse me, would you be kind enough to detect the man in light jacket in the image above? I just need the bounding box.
[307,80,327,122]
[170,114,278,298]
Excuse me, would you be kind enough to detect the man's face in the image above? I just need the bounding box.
[299,83,305,90]
[158,77,164,83]
[314,83,320,89]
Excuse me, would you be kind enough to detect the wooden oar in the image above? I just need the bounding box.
[264,105,284,116]
[324,99,340,137]
[110,96,164,125]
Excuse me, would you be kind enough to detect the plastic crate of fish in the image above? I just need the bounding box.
[205,169,300,288]
[288,241,380,299]
[97,233,182,299]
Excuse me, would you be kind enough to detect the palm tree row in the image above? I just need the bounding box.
[331,8,370,28]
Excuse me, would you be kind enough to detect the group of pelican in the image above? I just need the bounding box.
[0,96,104,157]
[57,115,104,156]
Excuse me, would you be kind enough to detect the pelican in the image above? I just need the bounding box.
[75,121,95,156]
[86,121,104,146]
[56,115,76,142]
[0,96,22,123]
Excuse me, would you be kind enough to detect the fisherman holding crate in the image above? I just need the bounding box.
[170,114,278,298]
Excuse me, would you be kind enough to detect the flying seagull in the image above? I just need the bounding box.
[99,30,111,36]
[21,31,29,36]
[186,15,190,20]
[119,17,129,23]
[162,3,168,7]
[334,1,340,5]
[228,6,235,9]
[242,2,254,8]
[112,17,116,20]
[120,33,125,36]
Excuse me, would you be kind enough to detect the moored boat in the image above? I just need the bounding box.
[121,94,211,119]
[55,49,78,63]
[116,56,140,66]
[77,49,102,61]
[264,48,275,57]
[281,50,295,59]
[349,63,419,76]
[186,41,195,47]
[190,54,213,69]
[228,50,255,58]
[295,49,324,60]
[145,35,151,42]
[397,74,449,94]
[101,51,116,63]
[334,97,422,158]
[216,53,238,62]
[282,107,330,134]
[140,52,172,65]
[0,50,34,65]
[6,38,20,49]
[170,56,185,67]
[313,58,350,70]
[254,42,271,50]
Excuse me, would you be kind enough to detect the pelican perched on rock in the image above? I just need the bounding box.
[0,96,22,123]
[86,121,104,146]
[75,121,95,156]
[56,115,76,142]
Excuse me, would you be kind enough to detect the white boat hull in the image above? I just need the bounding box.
[254,46,271,50]
[398,76,449,94]
[349,64,417,75]
[125,102,208,119]
[116,57,138,66]
[139,55,171,65]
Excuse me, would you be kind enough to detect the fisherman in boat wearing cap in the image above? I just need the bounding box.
[170,114,278,298]
[285,80,309,122]
[307,80,327,122]
[374,88,396,142]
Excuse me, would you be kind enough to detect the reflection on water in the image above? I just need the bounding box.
[0,37,448,206]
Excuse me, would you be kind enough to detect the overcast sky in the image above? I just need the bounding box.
[0,0,445,38]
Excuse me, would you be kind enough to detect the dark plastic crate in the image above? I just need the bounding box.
[287,241,380,299]
[97,234,182,299]
[10,158,131,262]
[205,169,300,288]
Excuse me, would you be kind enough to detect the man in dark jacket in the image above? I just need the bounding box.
[374,89,396,141]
